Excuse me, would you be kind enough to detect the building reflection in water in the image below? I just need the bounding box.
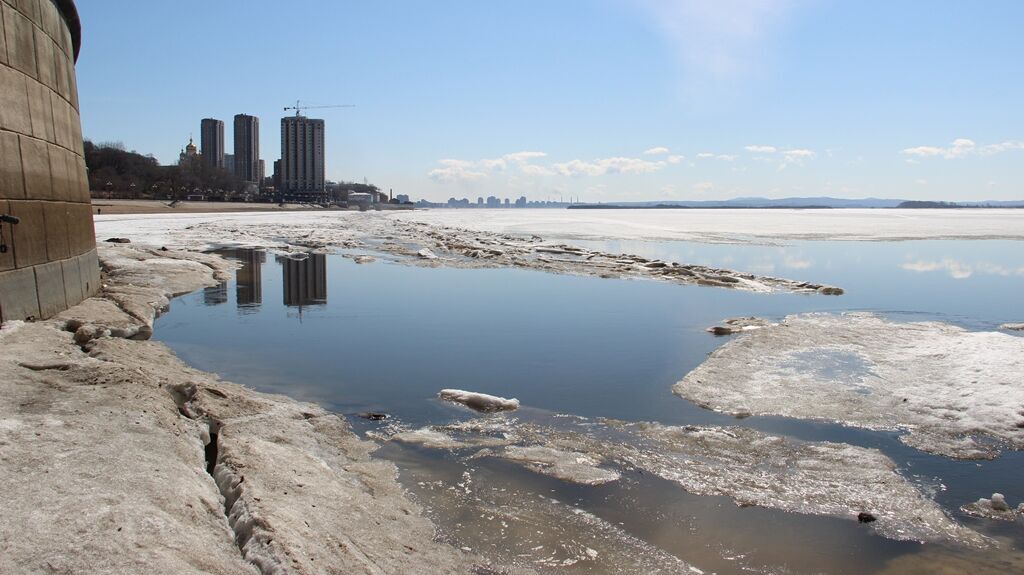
[235,248,265,310]
[203,282,228,306]
[277,253,327,308]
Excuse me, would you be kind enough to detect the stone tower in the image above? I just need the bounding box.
[0,0,97,322]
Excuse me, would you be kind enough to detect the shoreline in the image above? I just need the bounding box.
[0,244,494,574]
[92,211,846,295]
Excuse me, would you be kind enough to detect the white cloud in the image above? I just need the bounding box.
[504,151,548,163]
[696,152,736,161]
[430,148,685,183]
[429,159,488,183]
[553,157,667,177]
[644,146,671,155]
[900,138,1024,160]
[744,145,777,153]
[519,163,555,176]
[903,138,976,159]
[782,148,814,159]
[980,141,1024,155]
[778,148,815,170]
[915,179,928,186]
[429,152,550,182]
[692,181,714,192]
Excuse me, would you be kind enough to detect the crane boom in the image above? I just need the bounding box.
[283,100,355,116]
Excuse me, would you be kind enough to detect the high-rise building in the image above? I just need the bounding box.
[200,118,225,169]
[280,115,325,202]
[233,114,260,182]
[257,159,265,186]
[224,154,235,175]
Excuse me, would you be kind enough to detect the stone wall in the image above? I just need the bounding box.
[0,0,95,322]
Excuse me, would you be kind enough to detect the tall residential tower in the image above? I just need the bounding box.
[233,114,260,182]
[280,115,325,202]
[200,118,225,169]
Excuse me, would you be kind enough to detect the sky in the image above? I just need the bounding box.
[75,0,1024,203]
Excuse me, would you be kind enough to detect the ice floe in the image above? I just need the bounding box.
[961,493,1024,521]
[478,445,621,485]
[373,413,987,546]
[1000,322,1024,331]
[705,316,773,335]
[439,389,520,413]
[675,313,1024,459]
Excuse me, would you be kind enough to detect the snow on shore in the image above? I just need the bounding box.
[674,313,1024,459]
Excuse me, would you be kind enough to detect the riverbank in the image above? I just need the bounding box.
[89,199,339,215]
[0,244,499,574]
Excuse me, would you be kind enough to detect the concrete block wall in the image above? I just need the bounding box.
[0,0,94,322]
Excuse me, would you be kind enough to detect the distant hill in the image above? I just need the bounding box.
[896,200,1024,208]
[568,197,1024,209]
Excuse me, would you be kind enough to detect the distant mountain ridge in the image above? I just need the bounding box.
[567,197,1024,209]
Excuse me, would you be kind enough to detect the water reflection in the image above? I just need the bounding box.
[236,249,265,309]
[203,282,228,306]
[277,253,327,308]
[201,249,328,313]
[901,258,1024,279]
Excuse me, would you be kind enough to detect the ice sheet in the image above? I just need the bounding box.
[675,313,1024,459]
[391,208,1024,243]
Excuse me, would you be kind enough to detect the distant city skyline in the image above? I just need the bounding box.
[76,1,1024,202]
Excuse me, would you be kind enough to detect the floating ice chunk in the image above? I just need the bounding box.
[1001,322,1024,331]
[706,317,772,336]
[352,255,376,264]
[495,446,620,485]
[438,389,520,413]
[513,417,987,546]
[392,428,473,450]
[675,313,1024,459]
[961,493,1022,521]
[417,248,438,259]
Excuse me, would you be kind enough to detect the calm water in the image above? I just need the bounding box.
[155,239,1024,574]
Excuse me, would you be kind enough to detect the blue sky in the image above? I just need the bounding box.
[75,1,1024,202]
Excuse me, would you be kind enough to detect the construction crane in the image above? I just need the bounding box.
[283,101,355,117]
